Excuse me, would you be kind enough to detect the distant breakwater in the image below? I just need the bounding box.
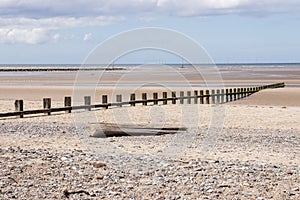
[0,67,126,72]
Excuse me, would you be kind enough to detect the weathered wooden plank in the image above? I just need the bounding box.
[91,124,187,137]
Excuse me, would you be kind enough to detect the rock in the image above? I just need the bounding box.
[206,189,214,193]
[95,175,104,179]
[93,162,106,168]
[218,184,231,188]
[117,173,125,179]
[60,156,68,162]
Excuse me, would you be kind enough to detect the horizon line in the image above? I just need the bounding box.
[0,62,299,65]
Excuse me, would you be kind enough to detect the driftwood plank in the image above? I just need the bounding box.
[90,123,187,137]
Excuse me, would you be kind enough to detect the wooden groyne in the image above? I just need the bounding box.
[0,83,285,119]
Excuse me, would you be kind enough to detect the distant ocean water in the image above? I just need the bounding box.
[0,63,299,87]
[0,63,299,69]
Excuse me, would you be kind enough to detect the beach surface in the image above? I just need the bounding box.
[0,66,299,199]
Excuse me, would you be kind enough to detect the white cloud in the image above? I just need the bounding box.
[0,16,123,29]
[83,33,92,41]
[0,28,50,44]
[0,16,123,44]
[0,0,299,44]
[52,33,60,41]
[156,0,300,16]
[0,0,299,18]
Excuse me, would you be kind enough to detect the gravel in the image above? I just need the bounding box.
[0,120,299,199]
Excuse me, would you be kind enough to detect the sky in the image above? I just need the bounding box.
[0,0,300,64]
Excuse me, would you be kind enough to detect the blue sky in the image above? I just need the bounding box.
[0,0,299,64]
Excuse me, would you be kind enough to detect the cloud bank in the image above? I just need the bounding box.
[0,0,299,44]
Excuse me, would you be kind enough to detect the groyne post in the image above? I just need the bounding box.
[211,90,215,104]
[130,94,135,106]
[15,100,24,118]
[187,91,191,104]
[194,90,198,104]
[163,92,167,105]
[116,95,122,107]
[43,98,51,115]
[142,93,147,106]
[200,90,204,104]
[205,90,210,104]
[180,91,184,104]
[153,93,158,105]
[102,95,108,109]
[84,96,91,111]
[172,91,176,104]
[64,97,72,113]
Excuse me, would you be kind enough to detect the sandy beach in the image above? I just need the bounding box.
[0,66,299,199]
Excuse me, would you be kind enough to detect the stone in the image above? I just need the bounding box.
[93,162,107,168]
[95,175,104,179]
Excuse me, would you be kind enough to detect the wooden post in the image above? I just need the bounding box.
[194,90,198,104]
[233,88,237,101]
[187,91,191,104]
[200,90,204,104]
[211,90,215,104]
[116,95,122,107]
[84,96,91,111]
[43,98,51,115]
[225,89,229,102]
[163,92,167,105]
[240,88,243,98]
[102,95,108,109]
[153,93,158,105]
[216,90,220,104]
[237,88,240,99]
[180,91,184,104]
[172,91,176,104]
[64,97,71,113]
[142,93,147,106]
[229,89,233,101]
[221,89,225,103]
[205,90,210,104]
[130,94,136,106]
[15,100,24,118]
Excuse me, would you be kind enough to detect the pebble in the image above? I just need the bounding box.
[92,162,106,168]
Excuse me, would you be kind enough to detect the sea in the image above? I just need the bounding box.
[0,63,299,87]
